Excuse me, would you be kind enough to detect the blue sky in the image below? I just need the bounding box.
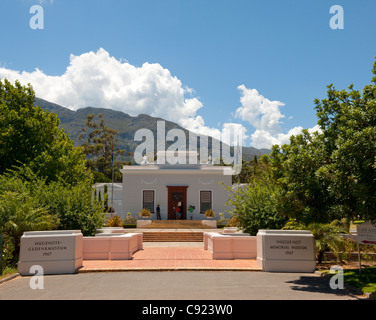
[1,0,376,148]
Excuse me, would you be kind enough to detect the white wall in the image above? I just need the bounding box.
[121,166,233,221]
[94,183,123,217]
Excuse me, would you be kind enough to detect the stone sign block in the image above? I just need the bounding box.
[257,230,316,273]
[18,230,83,276]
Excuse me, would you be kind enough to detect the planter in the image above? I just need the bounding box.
[204,210,215,220]
[202,220,217,228]
[137,220,152,228]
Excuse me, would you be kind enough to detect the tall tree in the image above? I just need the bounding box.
[79,114,125,182]
[271,130,334,224]
[225,155,287,235]
[0,79,91,185]
[271,58,376,223]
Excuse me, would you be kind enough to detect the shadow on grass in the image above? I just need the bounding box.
[285,274,366,300]
[343,267,376,297]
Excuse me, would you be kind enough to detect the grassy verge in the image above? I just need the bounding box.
[0,267,18,282]
[321,265,376,297]
[342,266,376,296]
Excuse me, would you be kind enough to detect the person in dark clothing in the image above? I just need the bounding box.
[156,204,161,220]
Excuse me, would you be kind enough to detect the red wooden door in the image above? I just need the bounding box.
[167,186,188,220]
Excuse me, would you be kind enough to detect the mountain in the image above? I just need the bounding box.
[34,97,271,162]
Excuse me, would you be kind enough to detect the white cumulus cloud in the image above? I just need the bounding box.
[235,84,319,149]
[0,48,315,150]
[0,48,234,141]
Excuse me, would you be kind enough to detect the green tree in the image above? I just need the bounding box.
[79,114,125,182]
[271,130,334,225]
[0,191,57,265]
[0,170,105,238]
[233,156,262,184]
[33,180,105,236]
[272,58,376,224]
[103,184,109,213]
[314,65,376,222]
[225,155,287,235]
[0,79,91,185]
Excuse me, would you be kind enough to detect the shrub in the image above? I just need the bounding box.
[0,171,105,237]
[226,183,287,236]
[124,213,137,225]
[106,215,124,227]
[282,218,347,263]
[227,216,240,227]
[308,221,347,264]
[35,180,105,236]
[0,190,57,266]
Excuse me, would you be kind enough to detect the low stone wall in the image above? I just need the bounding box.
[97,227,125,234]
[204,230,317,273]
[203,232,257,260]
[83,233,143,260]
[18,229,318,275]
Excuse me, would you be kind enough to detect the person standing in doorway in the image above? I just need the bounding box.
[156,204,161,220]
[175,205,181,220]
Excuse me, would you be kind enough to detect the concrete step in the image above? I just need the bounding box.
[143,232,204,242]
[142,220,215,229]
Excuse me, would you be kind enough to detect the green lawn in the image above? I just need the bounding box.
[0,268,18,282]
[343,267,376,296]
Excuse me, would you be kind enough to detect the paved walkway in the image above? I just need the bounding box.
[80,243,261,272]
[0,242,367,300]
[0,271,365,300]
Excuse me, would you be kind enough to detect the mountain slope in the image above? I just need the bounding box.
[34,97,270,162]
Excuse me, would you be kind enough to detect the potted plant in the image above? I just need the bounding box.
[204,209,215,219]
[139,208,152,219]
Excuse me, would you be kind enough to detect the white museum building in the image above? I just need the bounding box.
[117,151,234,221]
